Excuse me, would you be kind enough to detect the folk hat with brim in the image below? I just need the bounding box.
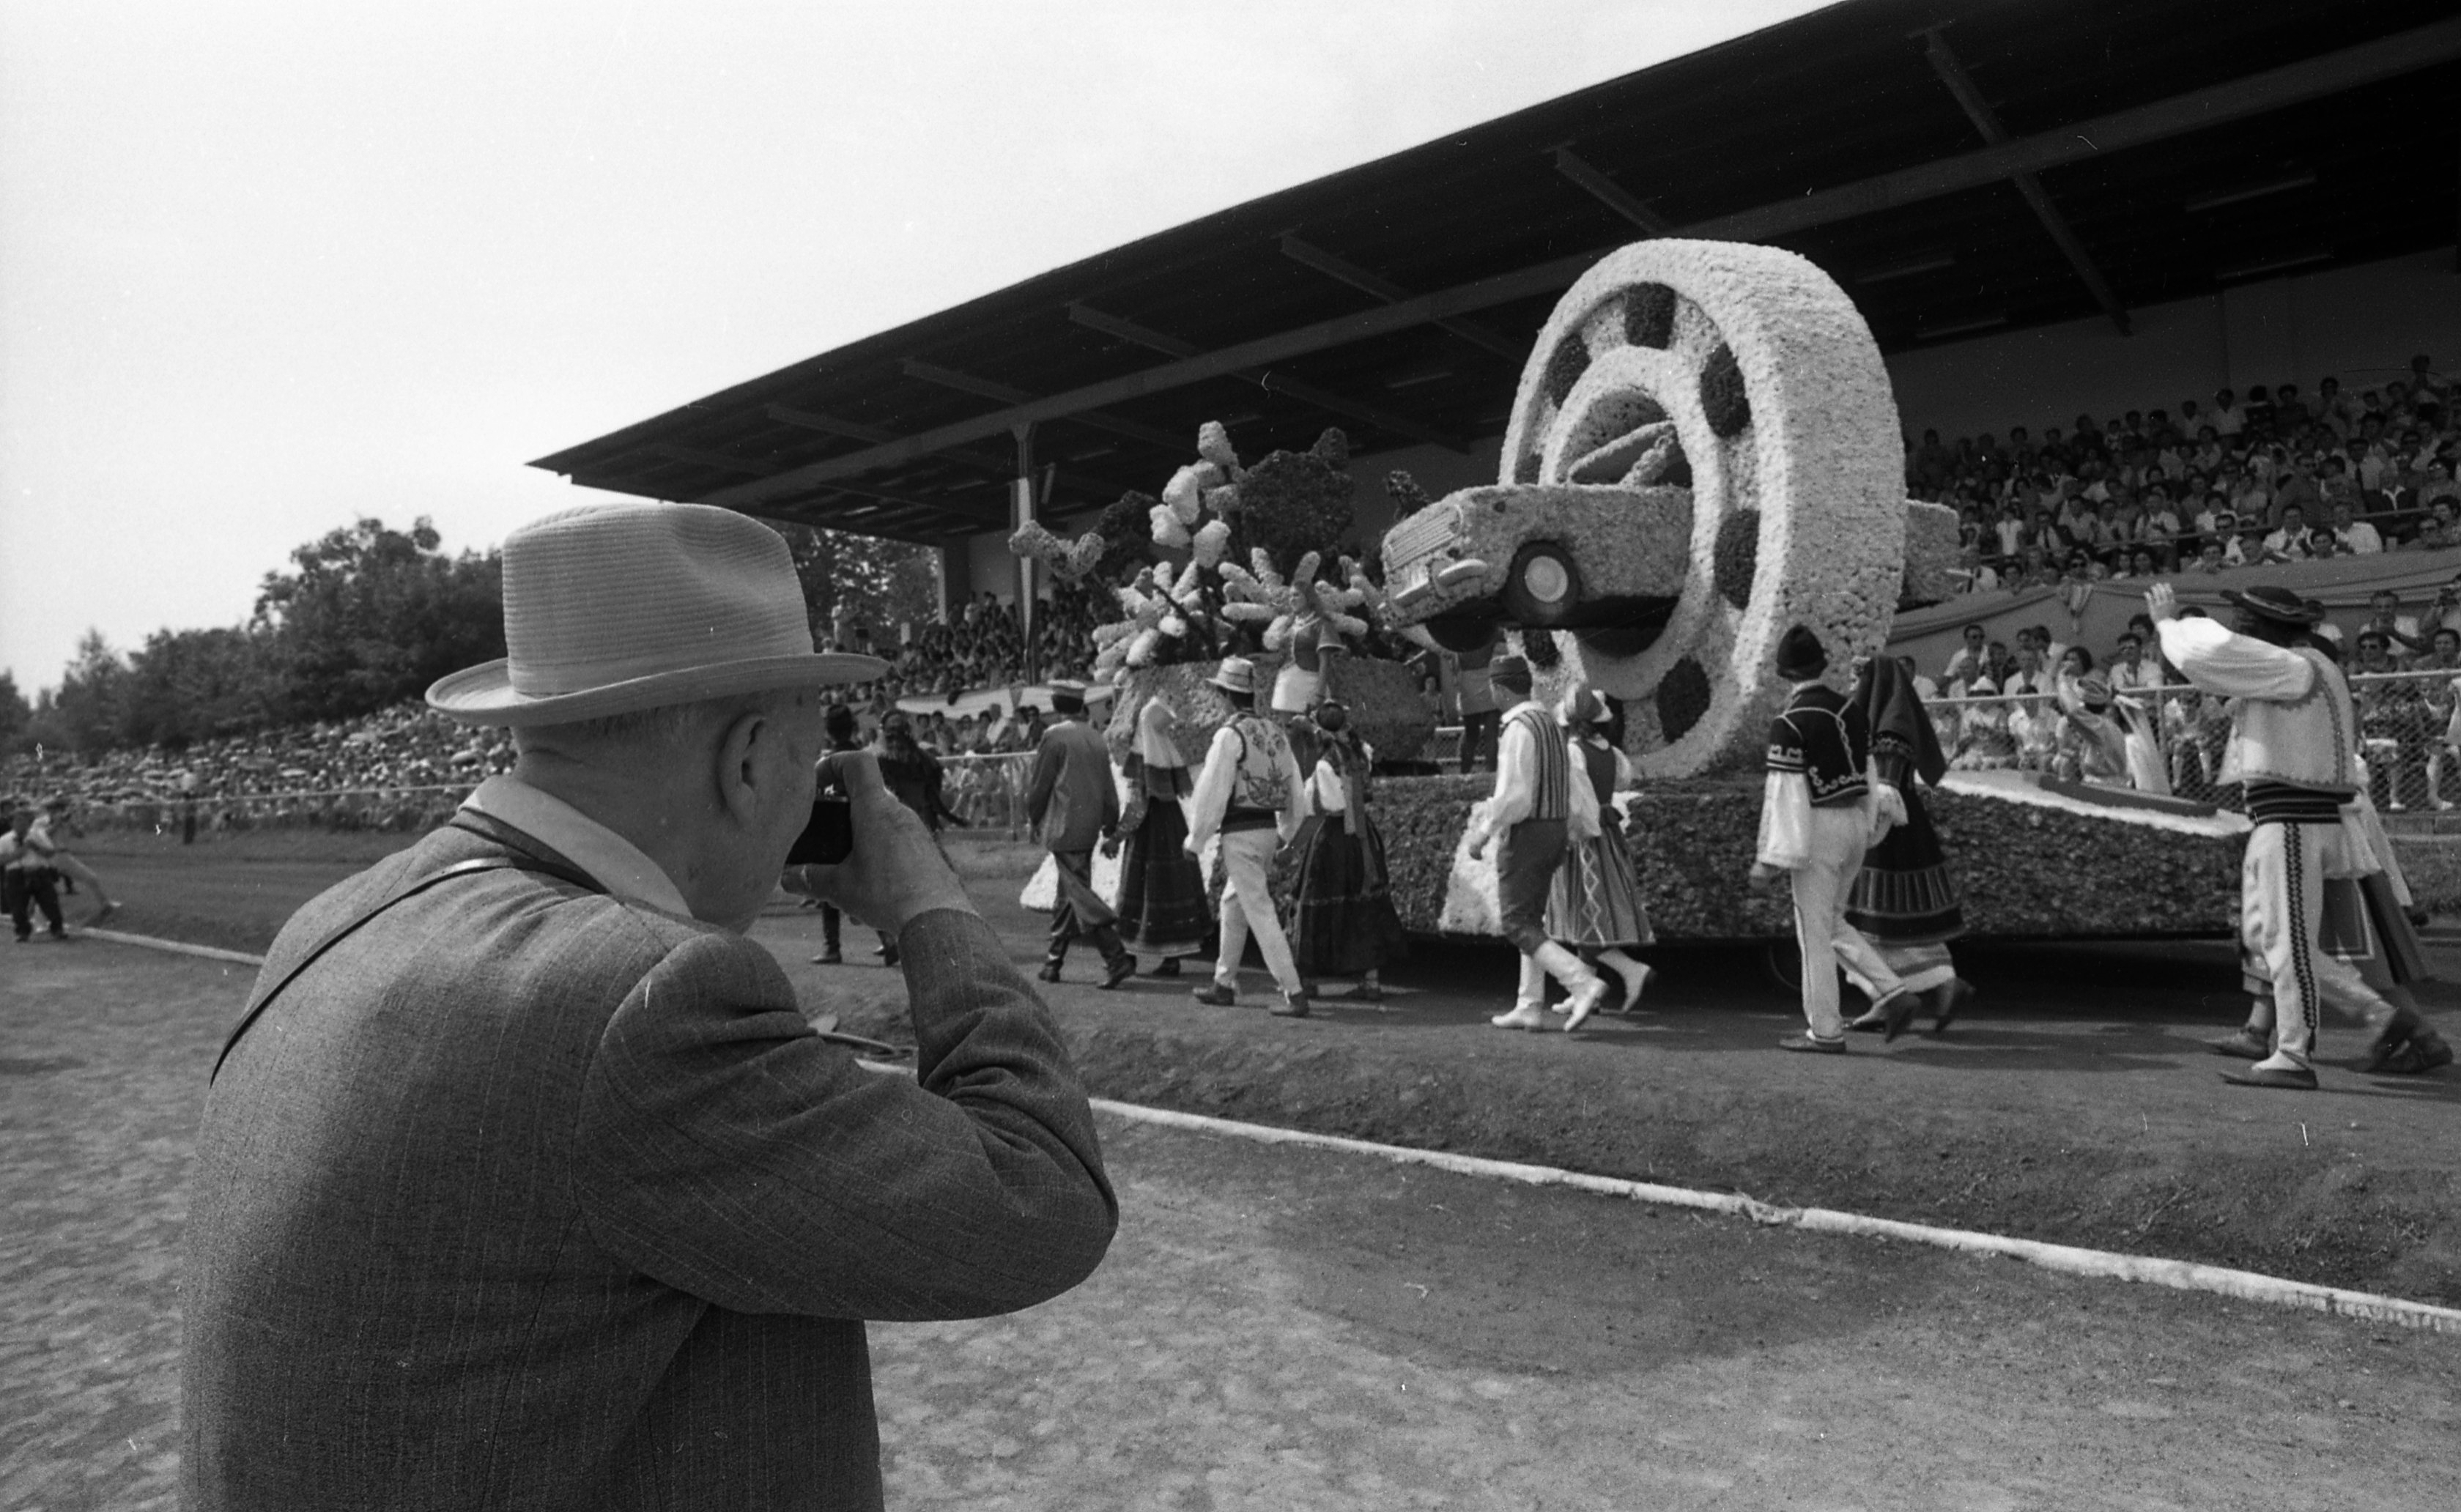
[426,501,884,726]
[1211,656,1257,696]
[2221,584,2325,626]
[1777,624,1829,679]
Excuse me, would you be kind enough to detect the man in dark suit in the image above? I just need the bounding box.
[182,501,1117,1510]
[1024,678,1136,987]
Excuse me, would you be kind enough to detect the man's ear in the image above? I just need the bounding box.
[714,708,770,826]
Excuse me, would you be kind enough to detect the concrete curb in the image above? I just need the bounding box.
[78,927,267,968]
[1088,1100,2461,1336]
[84,925,2461,1335]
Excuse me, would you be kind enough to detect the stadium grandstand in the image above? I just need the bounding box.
[527,0,2459,642]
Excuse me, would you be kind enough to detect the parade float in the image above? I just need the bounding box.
[1015,239,2262,948]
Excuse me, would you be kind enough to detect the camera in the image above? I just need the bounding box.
[787,797,854,867]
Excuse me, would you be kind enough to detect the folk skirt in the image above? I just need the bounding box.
[1115,796,1209,957]
[1544,823,1653,949]
[1287,812,1408,976]
[1844,782,1964,946]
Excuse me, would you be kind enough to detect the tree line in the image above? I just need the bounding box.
[2,514,937,758]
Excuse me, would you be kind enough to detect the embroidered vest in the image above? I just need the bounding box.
[1766,684,1869,807]
[1509,705,1569,821]
[2223,645,2358,798]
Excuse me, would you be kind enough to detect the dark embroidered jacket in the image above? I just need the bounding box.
[1765,683,1870,807]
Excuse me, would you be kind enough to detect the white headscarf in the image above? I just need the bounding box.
[1136,698,1185,769]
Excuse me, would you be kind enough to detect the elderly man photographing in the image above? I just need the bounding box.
[182,503,1117,1510]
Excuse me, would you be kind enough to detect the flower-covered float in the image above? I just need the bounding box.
[1015,239,2255,947]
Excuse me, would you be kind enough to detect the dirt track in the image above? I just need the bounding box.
[5,943,2454,1511]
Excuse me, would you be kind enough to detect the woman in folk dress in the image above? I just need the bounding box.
[1284,700,1409,1000]
[1109,696,1212,974]
[1544,689,1655,1015]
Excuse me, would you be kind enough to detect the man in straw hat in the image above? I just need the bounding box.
[1025,677,1138,988]
[1183,655,1312,1016]
[182,502,1117,1508]
[2147,581,2452,1088]
[1747,626,1914,1053]
[1465,655,1610,1031]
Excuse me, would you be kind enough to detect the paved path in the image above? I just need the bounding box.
[4,943,2457,1509]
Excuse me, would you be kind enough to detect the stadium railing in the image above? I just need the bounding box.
[1924,667,2461,815]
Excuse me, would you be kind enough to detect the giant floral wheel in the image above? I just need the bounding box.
[1500,240,1905,777]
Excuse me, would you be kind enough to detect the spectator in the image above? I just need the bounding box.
[2261,504,2314,562]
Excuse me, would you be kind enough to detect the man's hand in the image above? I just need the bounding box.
[795,752,975,934]
[1100,834,1122,859]
[1747,862,1783,893]
[2145,581,2180,624]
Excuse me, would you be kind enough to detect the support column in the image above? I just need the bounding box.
[936,537,969,623]
[1012,422,1037,682]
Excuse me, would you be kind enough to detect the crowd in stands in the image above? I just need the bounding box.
[1908,355,2460,595]
[1921,582,2461,813]
[825,583,1103,711]
[3,703,517,829]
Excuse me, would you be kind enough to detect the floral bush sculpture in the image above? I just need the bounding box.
[1381,238,1954,778]
[1005,420,1438,767]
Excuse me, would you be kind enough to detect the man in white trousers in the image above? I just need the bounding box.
[1466,656,1609,1032]
[1183,656,1312,1018]
[1749,626,1914,1052]
[2149,582,2453,1088]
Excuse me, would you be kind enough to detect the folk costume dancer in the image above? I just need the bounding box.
[1108,697,1210,975]
[1184,656,1312,1017]
[1025,679,1138,990]
[1840,657,1971,1034]
[1285,700,1409,1003]
[1467,657,1611,1033]
[1544,689,1655,1015]
[2148,582,2451,1089]
[1750,626,1915,1052]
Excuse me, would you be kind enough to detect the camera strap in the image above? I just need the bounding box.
[210,835,604,1084]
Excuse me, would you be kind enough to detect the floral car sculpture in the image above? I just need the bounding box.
[1379,237,1957,778]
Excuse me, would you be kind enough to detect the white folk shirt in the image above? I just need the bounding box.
[2153,618,2356,793]
[1465,698,1599,850]
[459,774,693,916]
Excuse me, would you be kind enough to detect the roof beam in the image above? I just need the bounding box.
[1917,26,2130,335]
[900,359,1186,451]
[1067,301,1470,451]
[702,16,2461,508]
[1551,147,1672,234]
[765,401,1144,497]
[1278,234,1522,360]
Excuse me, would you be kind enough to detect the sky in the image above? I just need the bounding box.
[0,0,1830,695]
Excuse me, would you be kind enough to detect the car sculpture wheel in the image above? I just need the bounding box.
[1500,239,1907,777]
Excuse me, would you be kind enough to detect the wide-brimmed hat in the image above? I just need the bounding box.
[426,501,884,725]
[1210,656,1257,697]
[1048,678,1089,713]
[2221,584,2325,626]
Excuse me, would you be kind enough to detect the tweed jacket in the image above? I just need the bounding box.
[181,811,1116,1511]
[1023,717,1119,854]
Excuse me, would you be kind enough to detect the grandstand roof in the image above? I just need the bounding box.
[530,0,2461,545]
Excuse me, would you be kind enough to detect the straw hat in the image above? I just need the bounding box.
[1210,656,1257,697]
[426,501,884,726]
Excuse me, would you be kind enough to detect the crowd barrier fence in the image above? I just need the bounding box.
[1923,666,2461,815]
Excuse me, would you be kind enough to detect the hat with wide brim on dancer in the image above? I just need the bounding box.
[2219,584,2325,626]
[425,502,885,725]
